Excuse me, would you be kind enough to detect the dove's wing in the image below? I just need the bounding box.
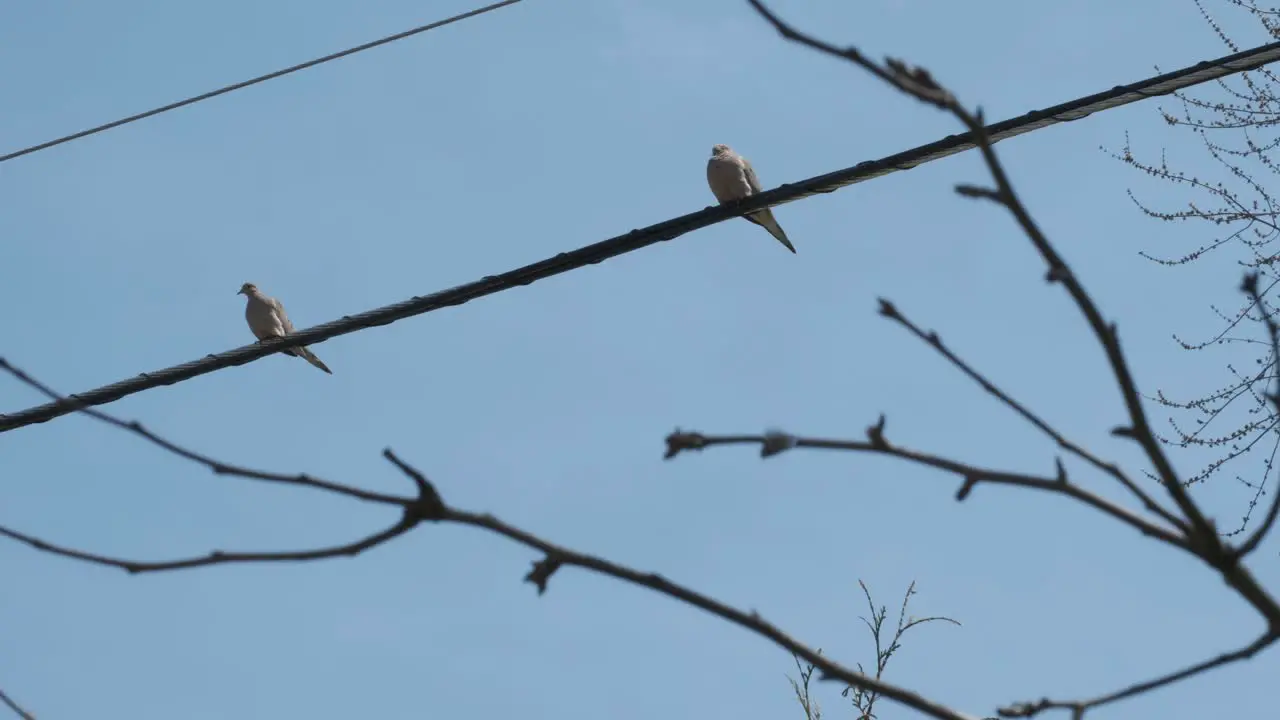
[741,156,764,194]
[268,296,326,363]
[246,295,285,340]
[270,297,296,334]
[738,156,771,229]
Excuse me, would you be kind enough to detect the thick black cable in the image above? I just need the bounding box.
[4,39,1280,432]
[0,0,523,164]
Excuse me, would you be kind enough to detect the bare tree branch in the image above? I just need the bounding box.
[746,0,1215,538]
[0,360,977,719]
[846,581,960,720]
[1111,0,1280,534]
[997,628,1280,718]
[0,358,418,573]
[744,0,1280,613]
[876,299,1188,534]
[1,440,983,720]
[1236,272,1280,556]
[7,3,1280,719]
[395,454,983,720]
[786,582,961,720]
[0,358,409,508]
[642,2,1280,716]
[0,519,415,574]
[788,651,824,720]
[663,428,1188,550]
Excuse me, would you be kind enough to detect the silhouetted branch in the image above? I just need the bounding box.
[1237,272,1280,557]
[1112,0,1280,534]
[663,428,1187,549]
[3,434,982,720]
[0,519,414,574]
[786,582,961,720]
[670,1,1280,716]
[382,453,981,720]
[847,581,960,720]
[997,628,1280,718]
[0,358,975,719]
[788,650,824,720]
[876,299,1188,533]
[7,3,1280,720]
[747,0,1217,543]
[0,358,418,573]
[0,358,409,508]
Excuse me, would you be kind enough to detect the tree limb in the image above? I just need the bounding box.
[0,359,409,508]
[746,0,1220,550]
[997,628,1280,718]
[384,451,985,720]
[0,519,415,574]
[876,299,1188,534]
[0,358,981,719]
[1235,273,1280,557]
[663,428,1188,549]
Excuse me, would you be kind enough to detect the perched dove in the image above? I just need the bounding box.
[237,282,332,374]
[706,144,797,254]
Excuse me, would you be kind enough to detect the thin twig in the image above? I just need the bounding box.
[848,580,960,720]
[747,0,1223,549]
[376,454,985,720]
[0,435,980,719]
[787,651,823,720]
[0,358,409,507]
[724,1,1280,715]
[0,518,413,574]
[663,428,1188,549]
[998,629,1280,718]
[748,0,1280,628]
[1236,272,1280,557]
[0,358,421,573]
[876,299,1188,534]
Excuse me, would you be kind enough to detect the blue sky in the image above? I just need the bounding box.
[2,0,1278,718]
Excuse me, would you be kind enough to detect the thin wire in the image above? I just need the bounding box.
[0,685,34,720]
[0,0,523,164]
[4,38,1280,432]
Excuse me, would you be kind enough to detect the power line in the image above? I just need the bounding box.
[4,39,1280,433]
[0,0,523,165]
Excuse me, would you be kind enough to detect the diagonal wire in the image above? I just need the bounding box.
[4,39,1280,433]
[0,685,34,720]
[0,0,524,165]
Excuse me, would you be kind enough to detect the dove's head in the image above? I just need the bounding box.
[711,144,733,157]
[237,282,259,296]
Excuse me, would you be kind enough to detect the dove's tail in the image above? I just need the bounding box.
[745,209,797,254]
[295,346,333,374]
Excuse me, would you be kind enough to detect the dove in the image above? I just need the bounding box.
[706,144,797,254]
[237,282,332,374]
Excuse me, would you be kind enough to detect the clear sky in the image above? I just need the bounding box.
[2,0,1278,718]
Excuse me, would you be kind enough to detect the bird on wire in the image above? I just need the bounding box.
[238,282,333,374]
[706,143,797,253]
